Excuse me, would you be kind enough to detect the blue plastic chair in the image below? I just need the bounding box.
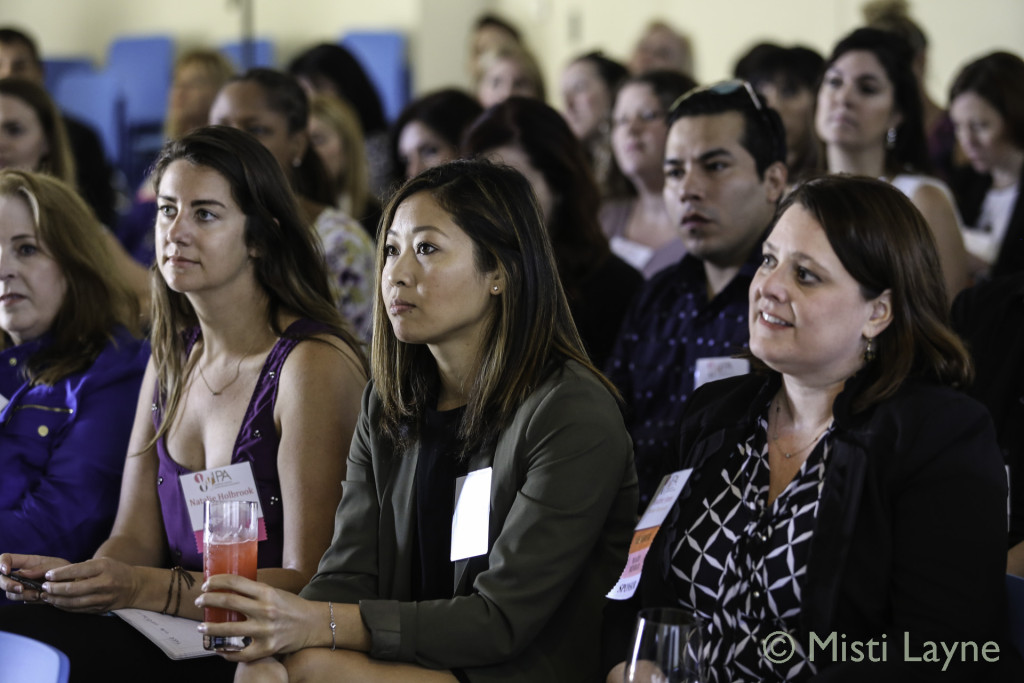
[1008,574,1024,660]
[106,35,174,129]
[52,70,125,164]
[340,30,410,123]
[0,631,70,683]
[221,38,276,71]
[42,57,95,96]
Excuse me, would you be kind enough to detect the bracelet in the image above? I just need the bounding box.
[172,567,195,618]
[160,567,196,617]
[328,601,337,651]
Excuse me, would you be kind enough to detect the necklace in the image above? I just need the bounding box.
[196,338,262,397]
[770,398,833,459]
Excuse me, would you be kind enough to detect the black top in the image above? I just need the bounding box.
[412,405,469,601]
[63,114,118,227]
[569,252,642,371]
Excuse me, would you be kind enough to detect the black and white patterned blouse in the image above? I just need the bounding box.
[670,406,833,682]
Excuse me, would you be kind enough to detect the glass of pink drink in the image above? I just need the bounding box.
[202,500,258,651]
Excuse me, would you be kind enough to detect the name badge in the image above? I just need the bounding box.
[178,462,268,553]
[694,357,750,389]
[451,467,492,561]
[607,469,693,600]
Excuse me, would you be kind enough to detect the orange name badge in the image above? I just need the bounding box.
[607,469,692,600]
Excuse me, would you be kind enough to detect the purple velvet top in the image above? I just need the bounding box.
[154,319,331,571]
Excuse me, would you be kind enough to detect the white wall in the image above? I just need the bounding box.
[7,0,1024,108]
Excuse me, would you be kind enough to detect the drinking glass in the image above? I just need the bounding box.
[202,500,258,651]
[624,607,705,683]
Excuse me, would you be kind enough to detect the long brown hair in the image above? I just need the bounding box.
[0,170,140,384]
[371,159,617,452]
[148,126,367,447]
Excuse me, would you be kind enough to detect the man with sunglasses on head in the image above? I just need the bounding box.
[605,81,787,510]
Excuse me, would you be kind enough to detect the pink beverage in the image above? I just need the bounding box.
[203,538,258,623]
[202,500,259,651]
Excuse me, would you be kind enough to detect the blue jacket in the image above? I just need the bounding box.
[0,327,149,562]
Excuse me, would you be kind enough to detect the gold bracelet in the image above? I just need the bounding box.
[328,601,337,650]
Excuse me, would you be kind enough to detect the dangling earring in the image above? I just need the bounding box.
[864,336,876,362]
[886,127,897,150]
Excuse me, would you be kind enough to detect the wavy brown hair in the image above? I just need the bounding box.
[372,159,617,453]
[0,170,140,384]
[0,78,75,186]
[148,126,367,448]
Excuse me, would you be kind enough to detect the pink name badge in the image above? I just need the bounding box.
[178,462,268,553]
[607,469,692,600]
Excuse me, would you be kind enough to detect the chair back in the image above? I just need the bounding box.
[340,30,410,123]
[221,38,276,71]
[53,70,125,164]
[0,630,70,683]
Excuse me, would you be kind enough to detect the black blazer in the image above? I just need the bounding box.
[637,372,1010,682]
[953,161,1024,278]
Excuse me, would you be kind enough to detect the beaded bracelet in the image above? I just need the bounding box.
[328,601,337,650]
[160,567,196,617]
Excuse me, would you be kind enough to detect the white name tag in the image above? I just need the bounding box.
[451,467,492,562]
[694,357,750,389]
[607,469,693,601]
[178,462,267,553]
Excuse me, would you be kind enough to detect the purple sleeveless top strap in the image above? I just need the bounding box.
[154,319,333,571]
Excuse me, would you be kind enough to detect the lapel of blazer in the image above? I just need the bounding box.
[452,445,497,595]
[380,440,418,599]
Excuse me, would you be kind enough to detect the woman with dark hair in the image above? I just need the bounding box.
[561,51,631,199]
[607,175,1008,682]
[601,70,695,278]
[288,43,392,196]
[463,96,642,367]
[734,42,825,185]
[195,159,637,683]
[0,126,368,681]
[210,68,375,339]
[949,51,1024,280]
[391,88,482,181]
[816,28,968,300]
[0,170,146,564]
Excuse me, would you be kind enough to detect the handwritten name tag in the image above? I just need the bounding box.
[607,469,693,600]
[178,462,267,553]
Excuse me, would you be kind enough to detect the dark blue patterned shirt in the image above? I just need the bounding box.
[605,249,760,507]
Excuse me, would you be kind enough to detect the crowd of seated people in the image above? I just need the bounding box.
[1,4,1024,680]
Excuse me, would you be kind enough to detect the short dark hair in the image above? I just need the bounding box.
[573,51,629,92]
[390,88,482,171]
[667,81,787,178]
[288,43,386,135]
[462,96,610,301]
[734,43,825,97]
[226,68,335,205]
[0,27,40,65]
[949,51,1024,151]
[826,28,928,175]
[474,13,521,42]
[775,175,971,412]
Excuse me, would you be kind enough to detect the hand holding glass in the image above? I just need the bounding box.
[624,607,705,683]
[202,500,258,651]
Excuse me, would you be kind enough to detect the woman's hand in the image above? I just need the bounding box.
[0,553,70,602]
[196,574,325,662]
[30,557,142,613]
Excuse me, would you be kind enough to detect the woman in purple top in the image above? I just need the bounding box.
[0,126,368,680]
[0,169,146,565]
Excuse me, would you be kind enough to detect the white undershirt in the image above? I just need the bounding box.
[963,183,1019,265]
